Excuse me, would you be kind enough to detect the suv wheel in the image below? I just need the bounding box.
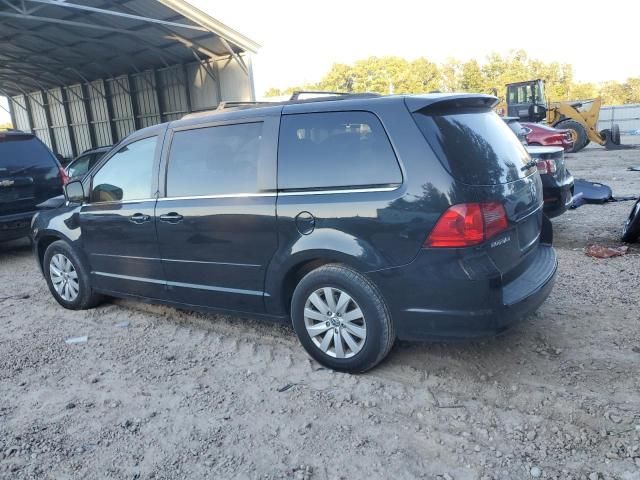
[44,240,101,310]
[291,264,395,372]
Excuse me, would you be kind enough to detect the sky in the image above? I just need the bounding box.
[189,0,640,96]
[2,0,639,124]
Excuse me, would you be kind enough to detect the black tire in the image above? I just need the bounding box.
[612,124,621,145]
[621,200,640,243]
[291,264,395,373]
[555,119,588,153]
[43,240,102,310]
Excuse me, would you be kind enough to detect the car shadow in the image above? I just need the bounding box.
[0,237,33,258]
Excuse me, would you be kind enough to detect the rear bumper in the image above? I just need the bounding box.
[0,211,35,242]
[368,243,557,341]
[542,174,574,218]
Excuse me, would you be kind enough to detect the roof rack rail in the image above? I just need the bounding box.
[289,90,381,101]
[215,101,274,111]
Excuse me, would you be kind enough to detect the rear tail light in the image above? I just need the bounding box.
[536,159,557,174]
[59,167,70,185]
[425,202,509,248]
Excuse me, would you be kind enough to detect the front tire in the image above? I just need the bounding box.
[291,264,395,373]
[43,240,101,310]
[556,119,588,152]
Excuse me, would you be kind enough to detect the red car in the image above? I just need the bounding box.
[521,122,574,152]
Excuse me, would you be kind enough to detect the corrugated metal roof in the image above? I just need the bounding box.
[0,0,259,96]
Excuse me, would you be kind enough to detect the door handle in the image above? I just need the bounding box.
[159,212,183,224]
[129,213,151,224]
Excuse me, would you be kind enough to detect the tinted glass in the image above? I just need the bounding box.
[67,154,91,178]
[167,122,263,197]
[412,109,530,185]
[91,136,156,203]
[278,111,401,190]
[68,151,107,178]
[0,135,57,174]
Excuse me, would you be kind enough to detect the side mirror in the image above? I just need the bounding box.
[64,180,85,205]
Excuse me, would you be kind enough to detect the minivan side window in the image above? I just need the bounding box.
[166,122,264,197]
[90,136,157,203]
[278,111,402,190]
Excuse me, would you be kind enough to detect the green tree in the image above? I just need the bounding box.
[264,53,640,106]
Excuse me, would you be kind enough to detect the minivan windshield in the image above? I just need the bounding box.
[0,135,56,173]
[412,109,531,185]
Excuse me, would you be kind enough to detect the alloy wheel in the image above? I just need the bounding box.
[49,253,80,302]
[303,287,366,358]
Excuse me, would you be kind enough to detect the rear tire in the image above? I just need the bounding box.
[291,264,395,373]
[555,119,588,153]
[612,124,621,145]
[43,240,102,310]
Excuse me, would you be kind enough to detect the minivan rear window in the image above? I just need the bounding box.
[412,109,530,185]
[0,135,56,173]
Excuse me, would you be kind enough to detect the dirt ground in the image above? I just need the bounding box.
[1,139,640,480]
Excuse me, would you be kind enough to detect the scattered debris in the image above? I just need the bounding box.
[627,166,640,171]
[65,336,88,344]
[277,383,296,393]
[571,179,637,209]
[584,244,628,259]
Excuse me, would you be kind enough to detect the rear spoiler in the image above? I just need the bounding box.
[405,94,499,113]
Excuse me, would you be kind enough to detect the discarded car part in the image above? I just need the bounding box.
[621,200,640,243]
[584,244,629,259]
[571,179,613,206]
[65,336,88,344]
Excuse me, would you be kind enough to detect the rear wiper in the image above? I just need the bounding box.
[521,159,537,172]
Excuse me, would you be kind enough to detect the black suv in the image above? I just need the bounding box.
[1,130,67,243]
[32,93,557,372]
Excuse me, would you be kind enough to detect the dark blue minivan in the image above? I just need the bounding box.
[31,93,557,372]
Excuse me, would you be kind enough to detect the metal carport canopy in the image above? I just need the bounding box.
[0,0,259,97]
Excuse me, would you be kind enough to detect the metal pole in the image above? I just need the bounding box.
[41,90,59,155]
[127,74,141,131]
[101,79,118,144]
[80,82,97,148]
[60,87,78,157]
[152,68,165,123]
[181,64,192,114]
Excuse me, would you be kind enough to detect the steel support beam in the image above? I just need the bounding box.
[181,64,192,114]
[126,73,140,130]
[22,0,207,32]
[152,68,165,123]
[40,90,58,155]
[101,79,118,144]
[59,87,77,157]
[8,95,17,128]
[79,82,97,149]
[0,11,185,40]
[218,37,248,76]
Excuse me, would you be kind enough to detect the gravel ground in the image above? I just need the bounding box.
[1,139,640,480]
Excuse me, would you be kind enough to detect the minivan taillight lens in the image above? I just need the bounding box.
[59,167,70,185]
[425,202,508,248]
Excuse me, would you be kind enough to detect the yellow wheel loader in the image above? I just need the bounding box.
[504,79,621,153]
